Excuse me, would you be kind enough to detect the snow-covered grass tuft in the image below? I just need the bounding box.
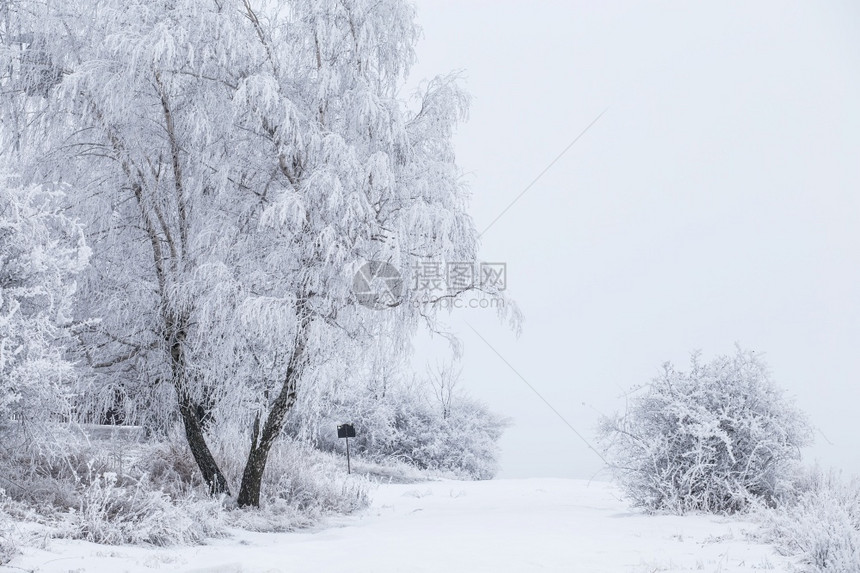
[347,456,440,484]
[64,472,226,546]
[0,427,371,549]
[134,425,370,532]
[758,467,860,572]
[0,506,16,565]
[136,434,210,497]
[0,436,109,514]
[208,429,370,532]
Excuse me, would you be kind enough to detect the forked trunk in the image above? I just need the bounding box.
[236,340,302,507]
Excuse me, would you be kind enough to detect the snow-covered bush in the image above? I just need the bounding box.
[300,369,510,480]
[67,472,225,546]
[598,348,812,513]
[380,393,509,479]
[0,435,225,546]
[759,468,860,572]
[137,435,207,498]
[0,180,89,437]
[0,439,100,512]
[210,428,369,528]
[223,443,370,532]
[0,505,15,565]
[135,427,369,531]
[0,426,367,547]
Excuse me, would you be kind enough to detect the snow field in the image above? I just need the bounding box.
[5,478,795,573]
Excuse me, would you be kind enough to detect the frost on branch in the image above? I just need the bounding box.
[598,348,812,513]
[0,179,89,438]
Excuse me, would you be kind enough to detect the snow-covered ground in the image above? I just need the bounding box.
[4,479,795,573]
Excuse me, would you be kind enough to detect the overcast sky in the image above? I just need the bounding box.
[406,1,860,479]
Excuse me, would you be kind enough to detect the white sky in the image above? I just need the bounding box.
[407,1,860,479]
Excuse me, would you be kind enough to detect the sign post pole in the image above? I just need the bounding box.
[337,423,356,475]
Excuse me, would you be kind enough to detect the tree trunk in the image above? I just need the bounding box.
[168,315,231,496]
[178,393,231,495]
[236,438,269,508]
[236,337,303,507]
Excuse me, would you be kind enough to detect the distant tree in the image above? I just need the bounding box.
[428,361,461,420]
[598,348,812,513]
[1,0,512,506]
[0,179,89,438]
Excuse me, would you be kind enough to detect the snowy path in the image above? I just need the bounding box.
[5,479,795,573]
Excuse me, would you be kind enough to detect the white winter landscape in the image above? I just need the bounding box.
[6,479,796,573]
[1,1,859,572]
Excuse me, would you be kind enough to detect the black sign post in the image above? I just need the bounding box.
[337,423,356,474]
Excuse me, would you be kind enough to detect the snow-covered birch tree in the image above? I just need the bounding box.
[1,0,504,506]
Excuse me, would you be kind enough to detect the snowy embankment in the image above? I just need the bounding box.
[4,479,794,573]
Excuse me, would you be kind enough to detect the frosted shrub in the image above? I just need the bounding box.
[227,446,370,532]
[0,434,114,513]
[137,432,209,498]
[386,396,509,479]
[303,376,510,480]
[760,468,860,572]
[0,504,15,565]
[262,445,368,515]
[206,429,369,532]
[66,472,225,546]
[0,430,363,545]
[0,536,12,566]
[599,348,811,513]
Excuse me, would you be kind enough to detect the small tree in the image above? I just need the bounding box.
[598,348,812,513]
[427,361,461,420]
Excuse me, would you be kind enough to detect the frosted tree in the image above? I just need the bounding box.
[428,361,461,420]
[1,0,509,506]
[0,179,90,439]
